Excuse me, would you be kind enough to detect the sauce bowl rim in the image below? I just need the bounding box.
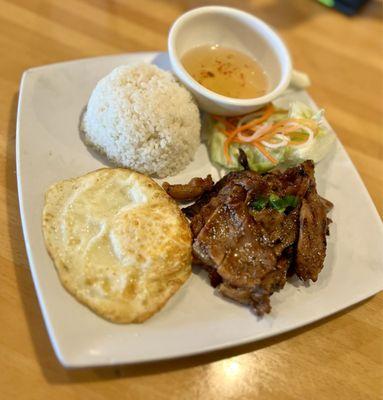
[168,6,292,107]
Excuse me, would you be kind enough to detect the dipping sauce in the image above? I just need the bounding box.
[181,44,268,99]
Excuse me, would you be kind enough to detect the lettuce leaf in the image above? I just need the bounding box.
[285,102,335,164]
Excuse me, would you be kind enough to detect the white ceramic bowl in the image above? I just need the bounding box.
[168,6,292,116]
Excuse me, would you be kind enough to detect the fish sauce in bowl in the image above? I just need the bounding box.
[181,44,269,99]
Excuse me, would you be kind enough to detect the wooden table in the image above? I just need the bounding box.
[1,0,382,398]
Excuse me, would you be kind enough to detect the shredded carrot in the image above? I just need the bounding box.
[216,124,239,162]
[232,103,275,134]
[222,103,275,163]
[251,141,278,164]
[211,115,236,130]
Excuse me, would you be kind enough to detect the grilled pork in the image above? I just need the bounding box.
[164,161,333,315]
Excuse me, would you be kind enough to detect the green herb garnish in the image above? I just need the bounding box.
[250,197,269,211]
[269,194,285,211]
[249,194,299,214]
[269,194,299,213]
[283,195,299,208]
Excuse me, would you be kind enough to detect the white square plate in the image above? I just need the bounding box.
[17,52,383,367]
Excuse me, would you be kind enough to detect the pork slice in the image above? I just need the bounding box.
[183,170,260,218]
[250,207,300,256]
[193,197,298,314]
[192,184,248,267]
[218,256,290,316]
[182,172,240,218]
[162,175,214,202]
[295,187,330,281]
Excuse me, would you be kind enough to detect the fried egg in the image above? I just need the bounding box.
[42,168,192,323]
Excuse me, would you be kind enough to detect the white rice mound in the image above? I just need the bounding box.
[82,63,201,178]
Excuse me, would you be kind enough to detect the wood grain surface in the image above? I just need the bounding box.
[1,0,382,399]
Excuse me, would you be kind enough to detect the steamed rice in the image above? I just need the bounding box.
[82,63,201,178]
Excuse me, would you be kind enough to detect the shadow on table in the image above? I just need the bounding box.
[4,98,373,384]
